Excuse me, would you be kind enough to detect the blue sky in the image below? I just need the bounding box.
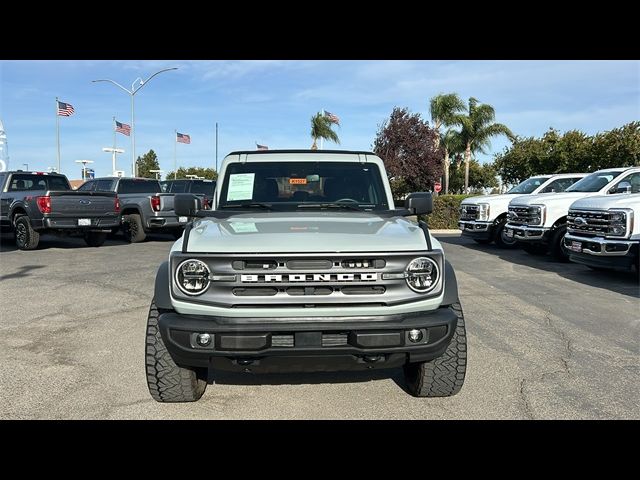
[1,60,638,180]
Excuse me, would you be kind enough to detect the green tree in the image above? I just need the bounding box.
[429,93,465,193]
[448,159,498,194]
[135,149,160,178]
[493,122,640,184]
[452,98,514,192]
[165,166,218,180]
[310,112,340,149]
[373,107,442,198]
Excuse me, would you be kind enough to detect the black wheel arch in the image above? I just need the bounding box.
[154,261,173,310]
[442,259,459,306]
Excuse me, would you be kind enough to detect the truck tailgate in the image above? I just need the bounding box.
[48,190,118,216]
[157,193,175,212]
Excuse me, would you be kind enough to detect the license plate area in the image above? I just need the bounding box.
[568,241,582,253]
[505,228,514,238]
[178,216,188,223]
[78,218,91,226]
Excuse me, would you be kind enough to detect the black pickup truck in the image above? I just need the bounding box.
[0,171,121,250]
[160,178,216,209]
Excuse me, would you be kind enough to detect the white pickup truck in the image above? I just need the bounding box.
[564,189,639,272]
[505,166,640,260]
[459,173,585,248]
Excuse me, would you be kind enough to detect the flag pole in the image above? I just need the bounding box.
[215,122,218,175]
[113,116,116,151]
[174,129,177,180]
[56,97,61,173]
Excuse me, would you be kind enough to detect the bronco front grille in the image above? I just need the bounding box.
[171,251,444,309]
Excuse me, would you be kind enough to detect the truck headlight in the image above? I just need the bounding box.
[478,203,490,221]
[529,205,546,225]
[405,257,439,293]
[175,259,211,295]
[608,209,632,238]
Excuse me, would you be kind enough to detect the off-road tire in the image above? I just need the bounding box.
[403,302,467,397]
[145,300,207,402]
[122,213,146,243]
[84,232,107,247]
[494,219,519,249]
[14,215,40,250]
[522,243,549,256]
[550,225,570,262]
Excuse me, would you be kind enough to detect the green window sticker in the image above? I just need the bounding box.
[229,222,259,233]
[227,173,255,201]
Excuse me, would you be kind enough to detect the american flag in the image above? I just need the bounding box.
[176,132,191,144]
[256,143,268,150]
[324,110,340,124]
[115,120,131,136]
[57,101,75,117]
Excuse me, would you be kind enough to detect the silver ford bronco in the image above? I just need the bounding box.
[146,150,466,402]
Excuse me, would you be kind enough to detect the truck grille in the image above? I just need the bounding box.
[171,252,443,309]
[459,204,478,220]
[507,205,539,225]
[567,209,610,237]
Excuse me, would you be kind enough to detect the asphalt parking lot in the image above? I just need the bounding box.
[0,231,638,419]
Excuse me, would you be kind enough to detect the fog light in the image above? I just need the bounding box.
[408,329,423,343]
[196,333,211,346]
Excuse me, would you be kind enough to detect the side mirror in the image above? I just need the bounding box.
[405,192,433,215]
[174,193,202,217]
[615,181,632,194]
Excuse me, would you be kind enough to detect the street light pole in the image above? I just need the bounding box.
[92,67,178,178]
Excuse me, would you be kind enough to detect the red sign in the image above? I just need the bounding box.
[434,182,442,193]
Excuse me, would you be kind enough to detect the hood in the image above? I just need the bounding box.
[180,211,430,253]
[509,191,594,207]
[461,193,518,205]
[570,193,640,210]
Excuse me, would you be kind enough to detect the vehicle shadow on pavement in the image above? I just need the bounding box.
[211,367,409,391]
[0,264,45,280]
[438,234,640,299]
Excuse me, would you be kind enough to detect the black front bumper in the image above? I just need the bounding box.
[158,307,459,373]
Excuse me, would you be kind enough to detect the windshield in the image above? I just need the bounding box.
[565,171,623,193]
[190,181,216,195]
[218,161,388,210]
[507,176,549,194]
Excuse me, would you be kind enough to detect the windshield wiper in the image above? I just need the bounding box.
[297,203,373,211]
[220,202,273,210]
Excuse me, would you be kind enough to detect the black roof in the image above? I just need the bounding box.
[3,170,66,176]
[226,149,376,156]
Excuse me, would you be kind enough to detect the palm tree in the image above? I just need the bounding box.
[454,98,514,193]
[440,128,464,194]
[429,93,465,192]
[310,112,340,150]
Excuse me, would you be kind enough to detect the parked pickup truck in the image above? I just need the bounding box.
[146,149,466,402]
[505,166,640,260]
[0,171,120,249]
[79,177,188,242]
[459,173,585,248]
[160,178,216,209]
[564,186,639,272]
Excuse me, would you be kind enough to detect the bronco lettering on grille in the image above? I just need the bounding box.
[240,273,378,283]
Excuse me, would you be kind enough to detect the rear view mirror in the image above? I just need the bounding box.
[615,181,632,194]
[174,193,202,217]
[405,192,433,215]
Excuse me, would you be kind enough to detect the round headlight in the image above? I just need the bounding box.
[405,257,439,293]
[175,259,210,295]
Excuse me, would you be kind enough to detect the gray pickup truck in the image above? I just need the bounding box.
[79,177,187,242]
[0,171,120,249]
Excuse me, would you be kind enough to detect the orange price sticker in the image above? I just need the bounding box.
[289,178,307,185]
